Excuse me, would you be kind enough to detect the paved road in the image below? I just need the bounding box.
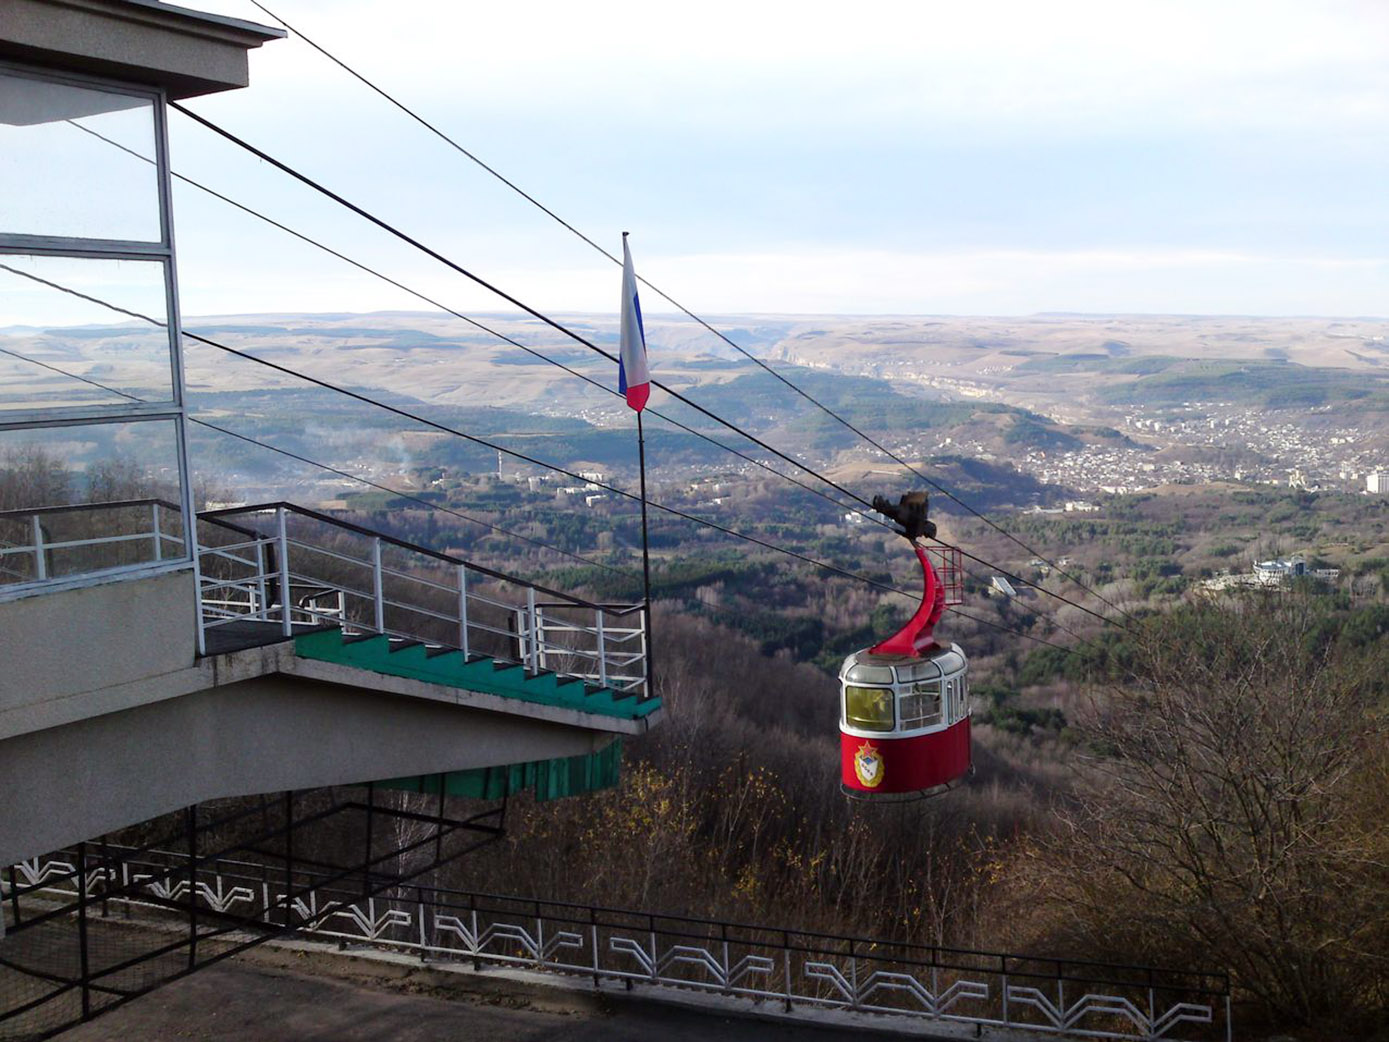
[55,945,945,1042]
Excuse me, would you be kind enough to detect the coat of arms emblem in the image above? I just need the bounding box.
[854,740,884,788]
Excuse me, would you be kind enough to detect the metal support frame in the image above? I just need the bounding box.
[0,62,202,645]
[0,790,508,1041]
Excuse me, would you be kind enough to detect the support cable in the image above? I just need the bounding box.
[0,280,1082,655]
[187,418,629,575]
[167,102,881,512]
[0,337,628,575]
[163,106,1128,632]
[65,119,870,526]
[0,261,915,602]
[94,115,1101,635]
[69,115,1118,634]
[234,4,1134,625]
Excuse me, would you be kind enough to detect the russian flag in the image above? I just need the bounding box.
[618,233,650,412]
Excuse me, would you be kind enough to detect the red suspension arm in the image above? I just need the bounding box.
[870,543,946,657]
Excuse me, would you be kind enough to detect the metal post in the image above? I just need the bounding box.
[721,923,730,995]
[151,502,163,561]
[535,605,546,671]
[77,842,91,1020]
[849,941,858,1009]
[255,538,268,619]
[371,536,385,633]
[98,836,111,919]
[470,898,481,972]
[596,612,609,688]
[635,409,655,697]
[1001,958,1010,1025]
[525,588,538,671]
[276,507,292,636]
[8,865,21,927]
[283,791,295,928]
[457,564,469,656]
[363,783,374,898]
[186,805,198,969]
[639,617,649,698]
[31,515,46,581]
[417,894,427,953]
[649,919,658,983]
[536,908,545,969]
[783,930,793,1012]
[590,907,600,989]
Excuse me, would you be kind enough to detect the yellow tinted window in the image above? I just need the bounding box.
[845,685,894,731]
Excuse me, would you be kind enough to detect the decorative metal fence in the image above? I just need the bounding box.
[5,848,1230,1041]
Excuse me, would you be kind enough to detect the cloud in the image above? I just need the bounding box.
[158,1,1389,318]
[173,242,1387,319]
[528,246,1389,317]
[199,0,1388,139]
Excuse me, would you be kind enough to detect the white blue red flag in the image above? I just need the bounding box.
[619,234,650,412]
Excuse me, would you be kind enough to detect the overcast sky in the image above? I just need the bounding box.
[162,0,1387,320]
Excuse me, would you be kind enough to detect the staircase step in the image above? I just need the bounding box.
[293,626,656,720]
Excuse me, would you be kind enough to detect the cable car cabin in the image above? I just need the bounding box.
[840,644,970,797]
[839,491,970,799]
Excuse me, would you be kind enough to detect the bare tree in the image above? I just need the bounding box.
[1028,592,1388,1029]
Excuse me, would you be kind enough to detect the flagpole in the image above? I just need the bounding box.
[636,408,654,698]
[620,231,655,699]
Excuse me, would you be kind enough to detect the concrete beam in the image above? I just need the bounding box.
[0,673,629,866]
[0,0,283,98]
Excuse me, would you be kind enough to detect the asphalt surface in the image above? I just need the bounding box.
[52,946,922,1042]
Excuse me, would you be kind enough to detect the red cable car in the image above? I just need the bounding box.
[840,493,970,799]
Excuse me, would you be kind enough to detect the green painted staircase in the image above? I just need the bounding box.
[294,629,659,722]
[292,628,658,803]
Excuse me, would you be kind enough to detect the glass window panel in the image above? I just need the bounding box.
[0,419,187,585]
[901,680,942,729]
[844,685,894,732]
[0,70,160,242]
[0,254,173,409]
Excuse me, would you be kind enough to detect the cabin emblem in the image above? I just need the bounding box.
[854,741,884,788]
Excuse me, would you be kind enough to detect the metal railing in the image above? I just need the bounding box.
[5,848,1231,1041]
[0,498,648,697]
[929,544,965,607]
[197,503,647,697]
[0,498,187,588]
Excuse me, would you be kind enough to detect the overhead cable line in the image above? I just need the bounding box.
[78,116,1094,635]
[165,105,1128,633]
[1,265,1085,655]
[167,103,875,511]
[0,261,911,600]
[68,118,866,521]
[18,115,1121,643]
[0,324,628,575]
[238,3,1134,626]
[186,418,632,575]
